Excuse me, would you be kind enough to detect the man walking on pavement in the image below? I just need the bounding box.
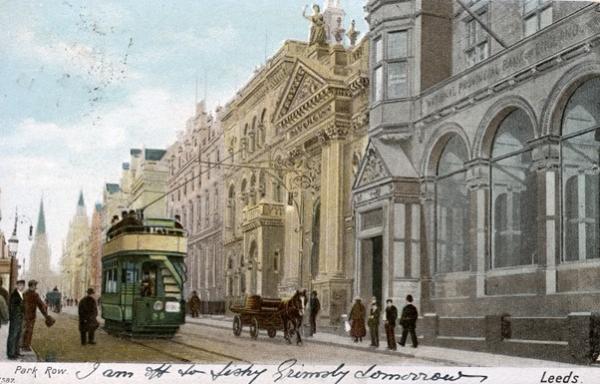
[384,299,398,350]
[78,288,99,345]
[0,278,9,304]
[368,296,380,348]
[22,280,50,351]
[398,294,418,348]
[309,290,320,336]
[7,280,25,359]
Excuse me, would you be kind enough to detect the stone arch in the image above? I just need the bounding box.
[540,61,600,136]
[422,123,472,177]
[473,95,538,159]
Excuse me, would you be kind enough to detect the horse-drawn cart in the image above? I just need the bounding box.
[230,295,284,339]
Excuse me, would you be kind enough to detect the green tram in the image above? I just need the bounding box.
[101,214,187,337]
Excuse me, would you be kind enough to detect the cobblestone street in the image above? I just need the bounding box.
[28,310,435,364]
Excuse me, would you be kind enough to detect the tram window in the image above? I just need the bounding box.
[122,269,138,284]
[104,269,118,293]
[140,264,157,297]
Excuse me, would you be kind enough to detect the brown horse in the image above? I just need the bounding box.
[279,290,306,345]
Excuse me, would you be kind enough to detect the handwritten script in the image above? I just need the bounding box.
[4,358,488,384]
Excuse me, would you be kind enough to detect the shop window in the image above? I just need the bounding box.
[435,135,470,273]
[490,109,537,268]
[561,78,600,262]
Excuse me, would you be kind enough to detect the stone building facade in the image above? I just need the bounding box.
[221,29,369,323]
[355,0,600,362]
[166,101,225,305]
[60,192,90,300]
[88,203,104,294]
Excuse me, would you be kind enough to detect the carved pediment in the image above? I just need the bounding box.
[354,143,391,189]
[276,63,326,119]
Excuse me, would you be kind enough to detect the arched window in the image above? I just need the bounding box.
[250,173,257,205]
[241,179,247,207]
[250,117,257,152]
[435,135,469,273]
[228,185,236,234]
[561,78,600,262]
[260,109,267,145]
[490,109,536,268]
[258,171,266,199]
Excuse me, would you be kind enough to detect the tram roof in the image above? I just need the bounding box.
[103,217,187,257]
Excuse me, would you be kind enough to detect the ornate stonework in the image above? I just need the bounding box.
[357,147,389,187]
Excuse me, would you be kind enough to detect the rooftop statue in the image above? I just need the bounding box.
[303,4,327,46]
[347,19,360,46]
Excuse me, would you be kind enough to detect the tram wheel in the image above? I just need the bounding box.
[267,328,276,338]
[233,315,242,337]
[249,317,259,339]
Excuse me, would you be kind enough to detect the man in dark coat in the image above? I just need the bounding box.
[398,294,418,348]
[0,278,9,303]
[384,299,398,350]
[6,280,25,359]
[188,291,201,318]
[78,288,99,345]
[308,290,320,336]
[367,296,380,347]
[22,280,49,351]
[349,296,366,342]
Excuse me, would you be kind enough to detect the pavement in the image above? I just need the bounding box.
[185,314,579,367]
[57,306,577,366]
[0,321,37,362]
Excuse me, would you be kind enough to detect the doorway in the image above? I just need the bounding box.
[361,236,383,305]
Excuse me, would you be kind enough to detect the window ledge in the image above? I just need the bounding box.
[433,270,473,280]
[485,265,539,277]
[556,258,600,270]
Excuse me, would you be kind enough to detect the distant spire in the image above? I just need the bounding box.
[78,190,85,207]
[36,198,46,235]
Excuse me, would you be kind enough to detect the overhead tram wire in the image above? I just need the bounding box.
[138,143,307,214]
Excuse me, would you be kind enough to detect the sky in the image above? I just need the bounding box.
[0,0,369,272]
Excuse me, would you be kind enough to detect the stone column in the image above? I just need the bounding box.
[419,178,435,313]
[321,137,345,277]
[530,136,560,294]
[466,159,490,298]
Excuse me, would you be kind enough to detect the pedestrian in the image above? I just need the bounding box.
[188,291,201,318]
[368,296,380,347]
[349,296,366,343]
[0,278,9,303]
[0,294,8,326]
[309,290,320,336]
[7,280,25,359]
[22,280,50,351]
[398,294,418,348]
[141,274,153,297]
[78,288,99,345]
[384,299,398,350]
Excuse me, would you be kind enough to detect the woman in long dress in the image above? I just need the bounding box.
[349,296,366,342]
[303,4,326,46]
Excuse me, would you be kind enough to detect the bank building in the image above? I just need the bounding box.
[353,0,600,362]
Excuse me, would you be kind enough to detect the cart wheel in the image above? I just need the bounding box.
[267,328,276,338]
[233,315,242,337]
[249,317,259,339]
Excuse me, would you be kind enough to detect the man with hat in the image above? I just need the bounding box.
[78,288,99,345]
[22,279,49,351]
[7,280,25,359]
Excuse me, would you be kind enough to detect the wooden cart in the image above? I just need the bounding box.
[230,295,284,339]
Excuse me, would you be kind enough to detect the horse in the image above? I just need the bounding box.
[279,289,306,345]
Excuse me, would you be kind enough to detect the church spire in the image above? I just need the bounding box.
[78,190,85,208]
[36,198,46,235]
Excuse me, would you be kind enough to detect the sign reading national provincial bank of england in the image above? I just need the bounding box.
[421,5,600,117]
